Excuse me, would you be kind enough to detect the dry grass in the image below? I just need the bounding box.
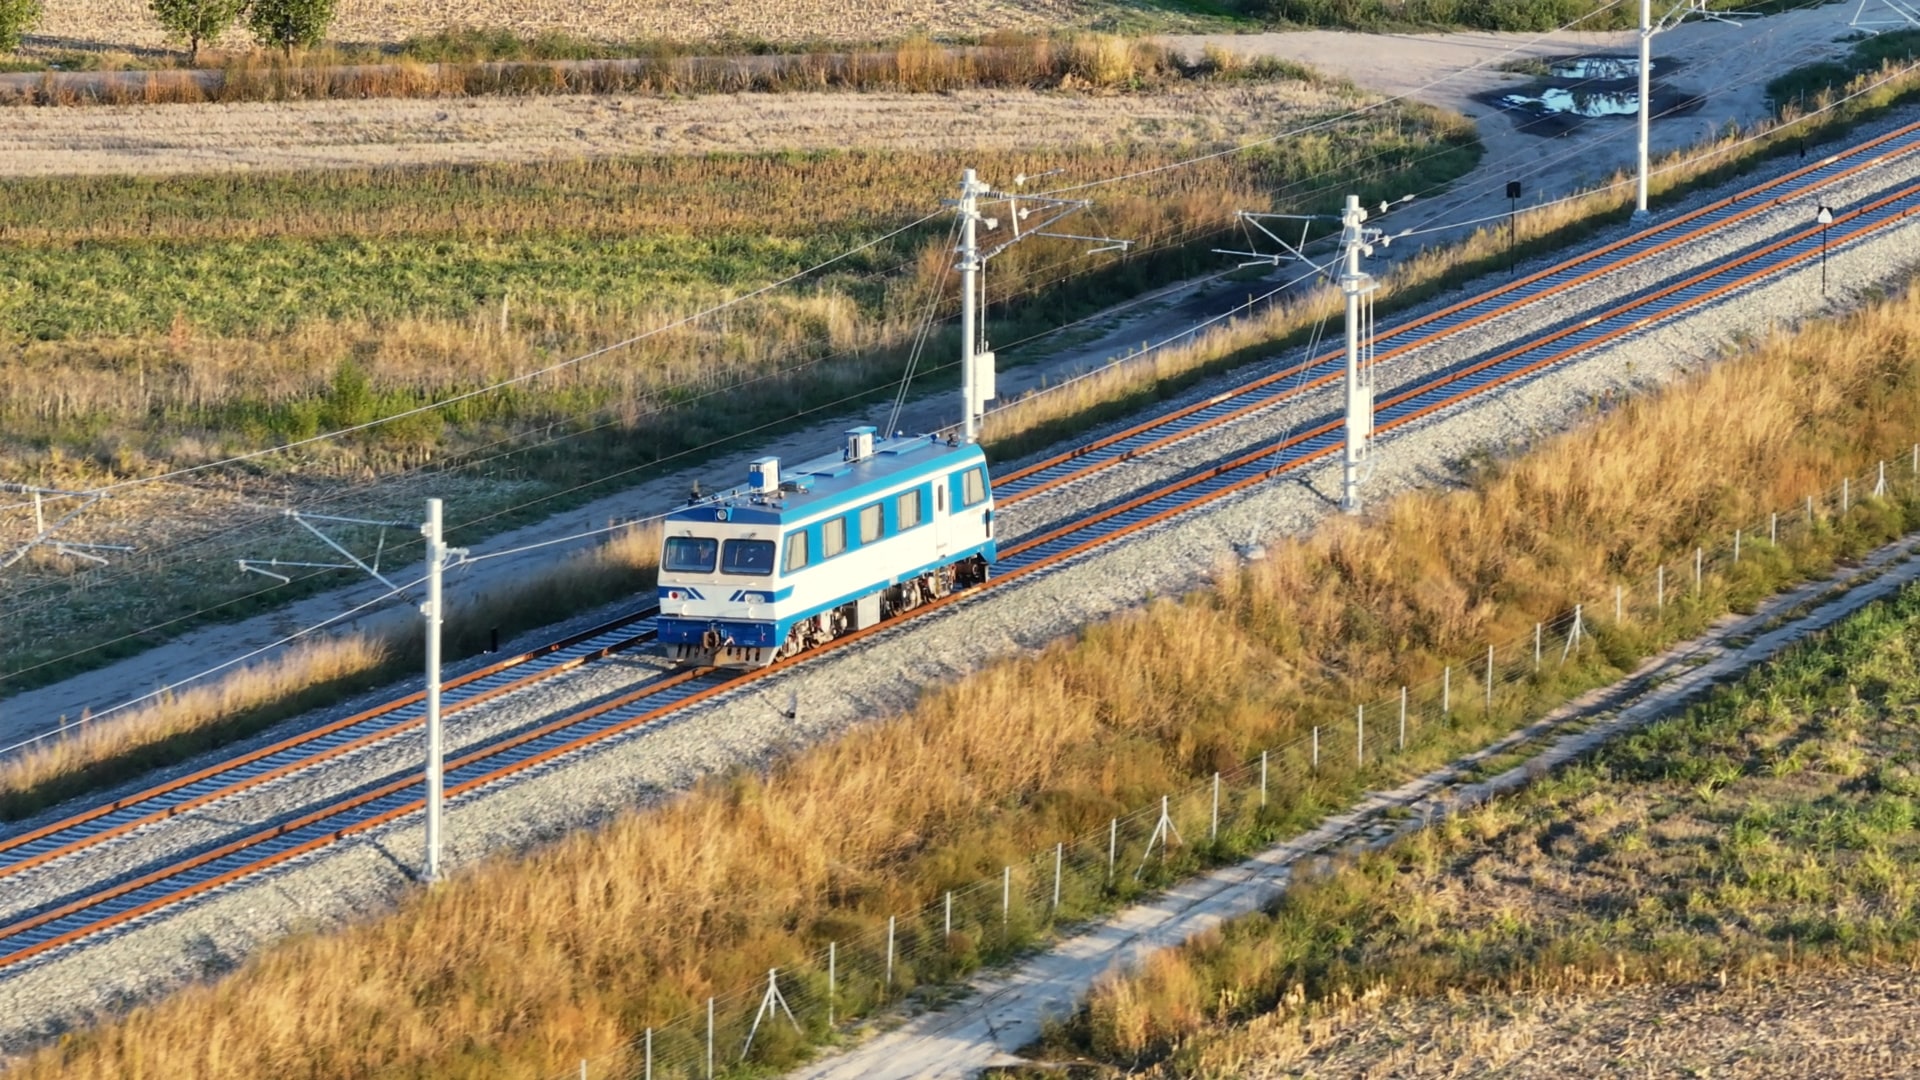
[1,36,1192,106]
[1060,578,1920,1077]
[35,0,1102,53]
[11,208,1920,1078]
[982,58,1920,454]
[0,69,1465,692]
[0,521,660,822]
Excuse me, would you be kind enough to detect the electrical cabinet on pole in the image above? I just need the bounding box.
[1215,193,1398,514]
[1337,195,1377,514]
[422,498,447,882]
[947,168,1131,444]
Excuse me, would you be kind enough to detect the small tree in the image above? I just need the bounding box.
[0,0,42,55]
[150,0,246,64]
[245,0,335,56]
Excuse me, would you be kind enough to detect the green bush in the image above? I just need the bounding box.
[0,0,41,54]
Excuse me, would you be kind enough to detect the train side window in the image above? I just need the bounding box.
[897,489,922,529]
[961,467,987,507]
[859,503,884,543]
[936,485,946,513]
[822,517,847,558]
[783,531,810,573]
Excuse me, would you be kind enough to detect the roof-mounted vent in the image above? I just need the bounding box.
[844,426,876,463]
[748,456,780,495]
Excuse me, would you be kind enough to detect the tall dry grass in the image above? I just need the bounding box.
[0,36,1183,106]
[12,224,1920,1078]
[0,522,660,822]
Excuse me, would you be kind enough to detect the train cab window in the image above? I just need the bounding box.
[859,503,883,544]
[898,489,923,529]
[822,517,847,558]
[961,467,987,507]
[783,532,810,573]
[722,539,775,576]
[662,536,718,573]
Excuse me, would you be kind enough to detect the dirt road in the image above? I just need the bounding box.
[0,81,1340,176]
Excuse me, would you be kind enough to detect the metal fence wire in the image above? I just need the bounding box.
[531,448,1920,1078]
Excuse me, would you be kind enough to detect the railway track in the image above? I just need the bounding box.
[4,123,1916,972]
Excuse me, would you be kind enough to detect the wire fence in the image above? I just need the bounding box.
[552,442,1920,1080]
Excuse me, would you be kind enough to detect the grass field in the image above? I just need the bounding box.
[10,208,1919,1079]
[0,54,1480,695]
[1050,579,1920,1077]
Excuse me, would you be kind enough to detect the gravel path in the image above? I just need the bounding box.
[3,108,1919,1052]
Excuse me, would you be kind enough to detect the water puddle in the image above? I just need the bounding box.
[1547,56,1645,80]
[1478,54,1700,135]
[1500,86,1642,118]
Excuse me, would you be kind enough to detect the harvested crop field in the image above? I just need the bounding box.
[0,81,1345,177]
[36,0,1098,51]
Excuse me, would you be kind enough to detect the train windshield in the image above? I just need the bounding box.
[662,536,718,573]
[722,539,776,576]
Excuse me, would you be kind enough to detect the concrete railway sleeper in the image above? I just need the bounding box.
[5,125,1918,970]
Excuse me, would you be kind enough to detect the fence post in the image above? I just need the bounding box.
[1356,705,1365,766]
[1485,645,1494,714]
[1210,773,1221,841]
[581,1059,587,1080]
[1843,477,1850,514]
[1615,584,1622,623]
[1771,511,1778,545]
[886,915,896,987]
[1876,460,1886,497]
[1313,726,1320,769]
[1734,528,1741,564]
[1053,843,1063,912]
[1108,818,1117,880]
[1694,547,1702,594]
[828,942,836,1027]
[1657,565,1665,610]
[945,891,952,938]
[706,997,715,1080]
[1260,750,1268,807]
[646,1028,653,1080]
[1807,494,1814,523]
[1442,665,1451,714]
[1398,685,1407,751]
[1533,623,1541,669]
[1913,443,1918,476]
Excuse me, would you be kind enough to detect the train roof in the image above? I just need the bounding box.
[667,432,986,528]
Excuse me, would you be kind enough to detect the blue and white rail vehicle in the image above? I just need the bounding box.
[655,426,997,668]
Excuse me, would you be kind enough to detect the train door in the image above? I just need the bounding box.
[932,480,952,556]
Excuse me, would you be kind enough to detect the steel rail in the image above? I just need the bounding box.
[991,117,1920,505]
[995,178,1920,578]
[0,608,662,879]
[7,175,1909,972]
[9,118,1909,889]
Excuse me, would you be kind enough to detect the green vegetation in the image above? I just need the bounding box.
[0,66,1480,693]
[0,0,39,54]
[1240,0,1826,32]
[1051,578,1920,1075]
[244,0,335,55]
[13,224,1920,1078]
[148,0,248,64]
[1768,28,1920,114]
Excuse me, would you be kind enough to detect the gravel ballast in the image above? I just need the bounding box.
[4,112,1920,1051]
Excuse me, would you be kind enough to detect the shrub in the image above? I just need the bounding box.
[0,0,40,54]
